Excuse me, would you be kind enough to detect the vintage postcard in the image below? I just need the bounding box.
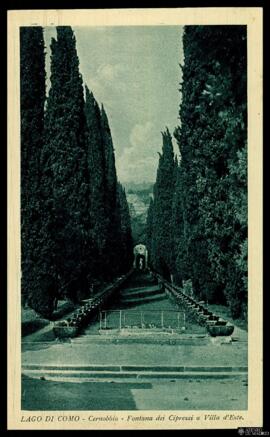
[8,8,263,430]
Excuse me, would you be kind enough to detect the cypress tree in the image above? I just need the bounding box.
[175,25,247,316]
[146,197,154,267]
[100,105,122,277]
[117,183,133,272]
[20,27,46,311]
[40,26,90,307]
[85,89,132,280]
[150,129,175,279]
[101,106,118,204]
[84,86,108,278]
[171,152,186,283]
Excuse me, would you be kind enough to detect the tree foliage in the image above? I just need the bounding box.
[20,27,47,313]
[117,183,134,272]
[40,26,90,310]
[21,26,133,317]
[84,86,108,278]
[147,26,247,319]
[148,129,176,280]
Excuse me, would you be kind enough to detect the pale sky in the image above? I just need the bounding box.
[44,26,184,184]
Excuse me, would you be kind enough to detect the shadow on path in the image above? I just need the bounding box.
[21,375,151,411]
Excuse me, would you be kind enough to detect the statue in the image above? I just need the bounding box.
[133,243,148,270]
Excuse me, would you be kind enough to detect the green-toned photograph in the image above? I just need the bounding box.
[21,24,248,411]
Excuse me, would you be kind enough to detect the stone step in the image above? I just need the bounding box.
[22,368,248,382]
[121,284,159,293]
[68,334,210,346]
[120,287,163,300]
[120,293,167,305]
[23,364,248,372]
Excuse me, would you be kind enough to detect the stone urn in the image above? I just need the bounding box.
[207,323,234,337]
